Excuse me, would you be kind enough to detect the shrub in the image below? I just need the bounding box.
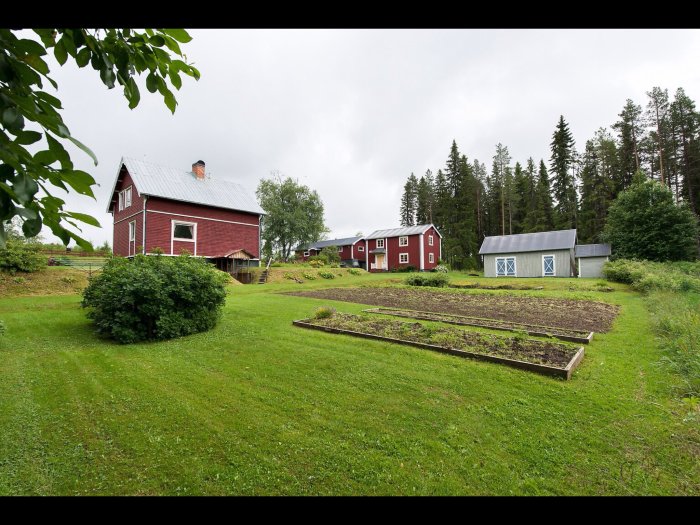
[309,259,324,268]
[603,259,700,294]
[391,265,416,273]
[60,276,77,284]
[313,306,336,319]
[0,320,5,337]
[81,254,228,344]
[432,264,449,273]
[318,270,335,279]
[302,272,316,280]
[283,272,296,280]
[347,268,362,276]
[405,273,449,287]
[320,246,342,265]
[0,239,46,273]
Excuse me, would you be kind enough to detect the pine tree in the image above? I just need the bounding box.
[578,131,616,243]
[521,157,538,232]
[670,88,700,215]
[549,115,578,229]
[530,160,555,232]
[415,170,434,224]
[432,169,450,236]
[645,87,671,186]
[612,99,644,194]
[491,143,511,235]
[511,161,530,234]
[472,159,488,241]
[399,173,418,226]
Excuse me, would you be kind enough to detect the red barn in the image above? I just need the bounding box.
[364,224,441,271]
[107,157,264,272]
[295,236,366,268]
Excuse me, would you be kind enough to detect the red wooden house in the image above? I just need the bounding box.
[364,224,441,271]
[295,236,366,268]
[108,157,264,272]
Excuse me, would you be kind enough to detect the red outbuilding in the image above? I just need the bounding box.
[107,157,264,273]
[364,224,442,272]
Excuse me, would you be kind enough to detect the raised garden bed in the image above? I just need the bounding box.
[294,313,584,379]
[362,307,594,344]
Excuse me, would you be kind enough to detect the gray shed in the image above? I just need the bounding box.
[479,230,577,277]
[575,243,611,278]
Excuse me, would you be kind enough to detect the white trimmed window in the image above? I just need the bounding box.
[338,246,343,252]
[172,221,196,241]
[118,192,124,211]
[399,253,409,264]
[357,245,364,252]
[542,254,555,277]
[128,220,136,242]
[428,235,434,246]
[399,236,408,247]
[429,253,434,264]
[376,239,385,248]
[303,251,310,257]
[124,186,132,208]
[496,256,516,277]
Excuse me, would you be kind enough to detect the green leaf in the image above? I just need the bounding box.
[162,29,192,43]
[12,172,39,203]
[14,130,42,145]
[161,35,182,56]
[162,88,177,114]
[21,54,50,75]
[149,35,165,47]
[100,67,116,89]
[22,217,42,237]
[54,40,68,65]
[169,69,182,90]
[2,107,25,131]
[61,169,97,196]
[15,38,47,57]
[36,91,62,108]
[76,47,91,67]
[65,136,98,166]
[127,77,140,109]
[15,206,38,220]
[146,72,158,93]
[46,133,73,170]
[67,211,101,227]
[34,149,58,166]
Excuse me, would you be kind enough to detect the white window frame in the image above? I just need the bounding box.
[429,253,434,264]
[399,236,408,247]
[128,220,136,241]
[303,251,310,257]
[428,235,434,246]
[124,186,132,208]
[338,246,343,253]
[376,239,385,249]
[495,256,516,277]
[118,192,124,211]
[357,245,364,252]
[171,220,197,256]
[399,253,409,264]
[542,254,555,277]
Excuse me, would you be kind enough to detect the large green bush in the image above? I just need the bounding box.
[405,273,449,287]
[603,259,700,293]
[0,239,46,273]
[82,254,228,344]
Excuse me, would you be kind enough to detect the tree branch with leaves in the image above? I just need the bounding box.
[0,28,200,248]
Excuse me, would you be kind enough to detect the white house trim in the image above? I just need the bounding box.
[495,256,517,277]
[114,210,143,225]
[399,236,408,247]
[142,195,147,255]
[399,252,409,264]
[376,238,385,248]
[148,209,260,228]
[171,220,197,256]
[419,233,424,270]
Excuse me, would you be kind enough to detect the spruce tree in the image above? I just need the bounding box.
[511,161,530,234]
[399,173,418,226]
[549,115,578,229]
[670,88,700,215]
[612,99,644,194]
[530,160,555,231]
[491,143,511,235]
[415,170,434,224]
[645,87,671,186]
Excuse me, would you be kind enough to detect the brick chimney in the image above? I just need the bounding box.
[192,160,206,180]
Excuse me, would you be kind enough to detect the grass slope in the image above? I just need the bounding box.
[0,274,698,495]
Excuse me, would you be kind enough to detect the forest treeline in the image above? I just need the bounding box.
[398,86,700,269]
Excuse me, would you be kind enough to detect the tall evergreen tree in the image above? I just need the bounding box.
[612,99,644,194]
[645,87,671,186]
[578,131,616,243]
[472,159,488,241]
[399,173,418,226]
[415,170,434,225]
[670,88,700,215]
[491,143,511,235]
[529,160,555,232]
[432,169,450,236]
[511,161,530,234]
[549,115,578,229]
[521,157,538,232]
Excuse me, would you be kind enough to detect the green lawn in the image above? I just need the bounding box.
[0,273,698,495]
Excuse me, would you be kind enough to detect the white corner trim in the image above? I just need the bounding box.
[419,233,424,270]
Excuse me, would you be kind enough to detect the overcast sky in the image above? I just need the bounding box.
[35,29,700,246]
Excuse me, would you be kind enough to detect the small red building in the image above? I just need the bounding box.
[364,224,441,272]
[295,236,366,268]
[107,157,264,272]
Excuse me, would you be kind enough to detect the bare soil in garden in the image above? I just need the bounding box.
[302,313,579,368]
[288,287,619,333]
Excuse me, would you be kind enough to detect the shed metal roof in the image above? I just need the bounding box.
[298,236,363,251]
[107,157,265,215]
[575,243,611,258]
[479,229,577,255]
[365,224,440,240]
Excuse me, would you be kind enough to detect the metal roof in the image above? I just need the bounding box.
[575,243,611,258]
[298,236,363,251]
[365,224,440,240]
[107,157,265,215]
[479,229,577,255]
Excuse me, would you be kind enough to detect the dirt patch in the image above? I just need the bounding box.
[288,287,619,333]
[298,313,580,369]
